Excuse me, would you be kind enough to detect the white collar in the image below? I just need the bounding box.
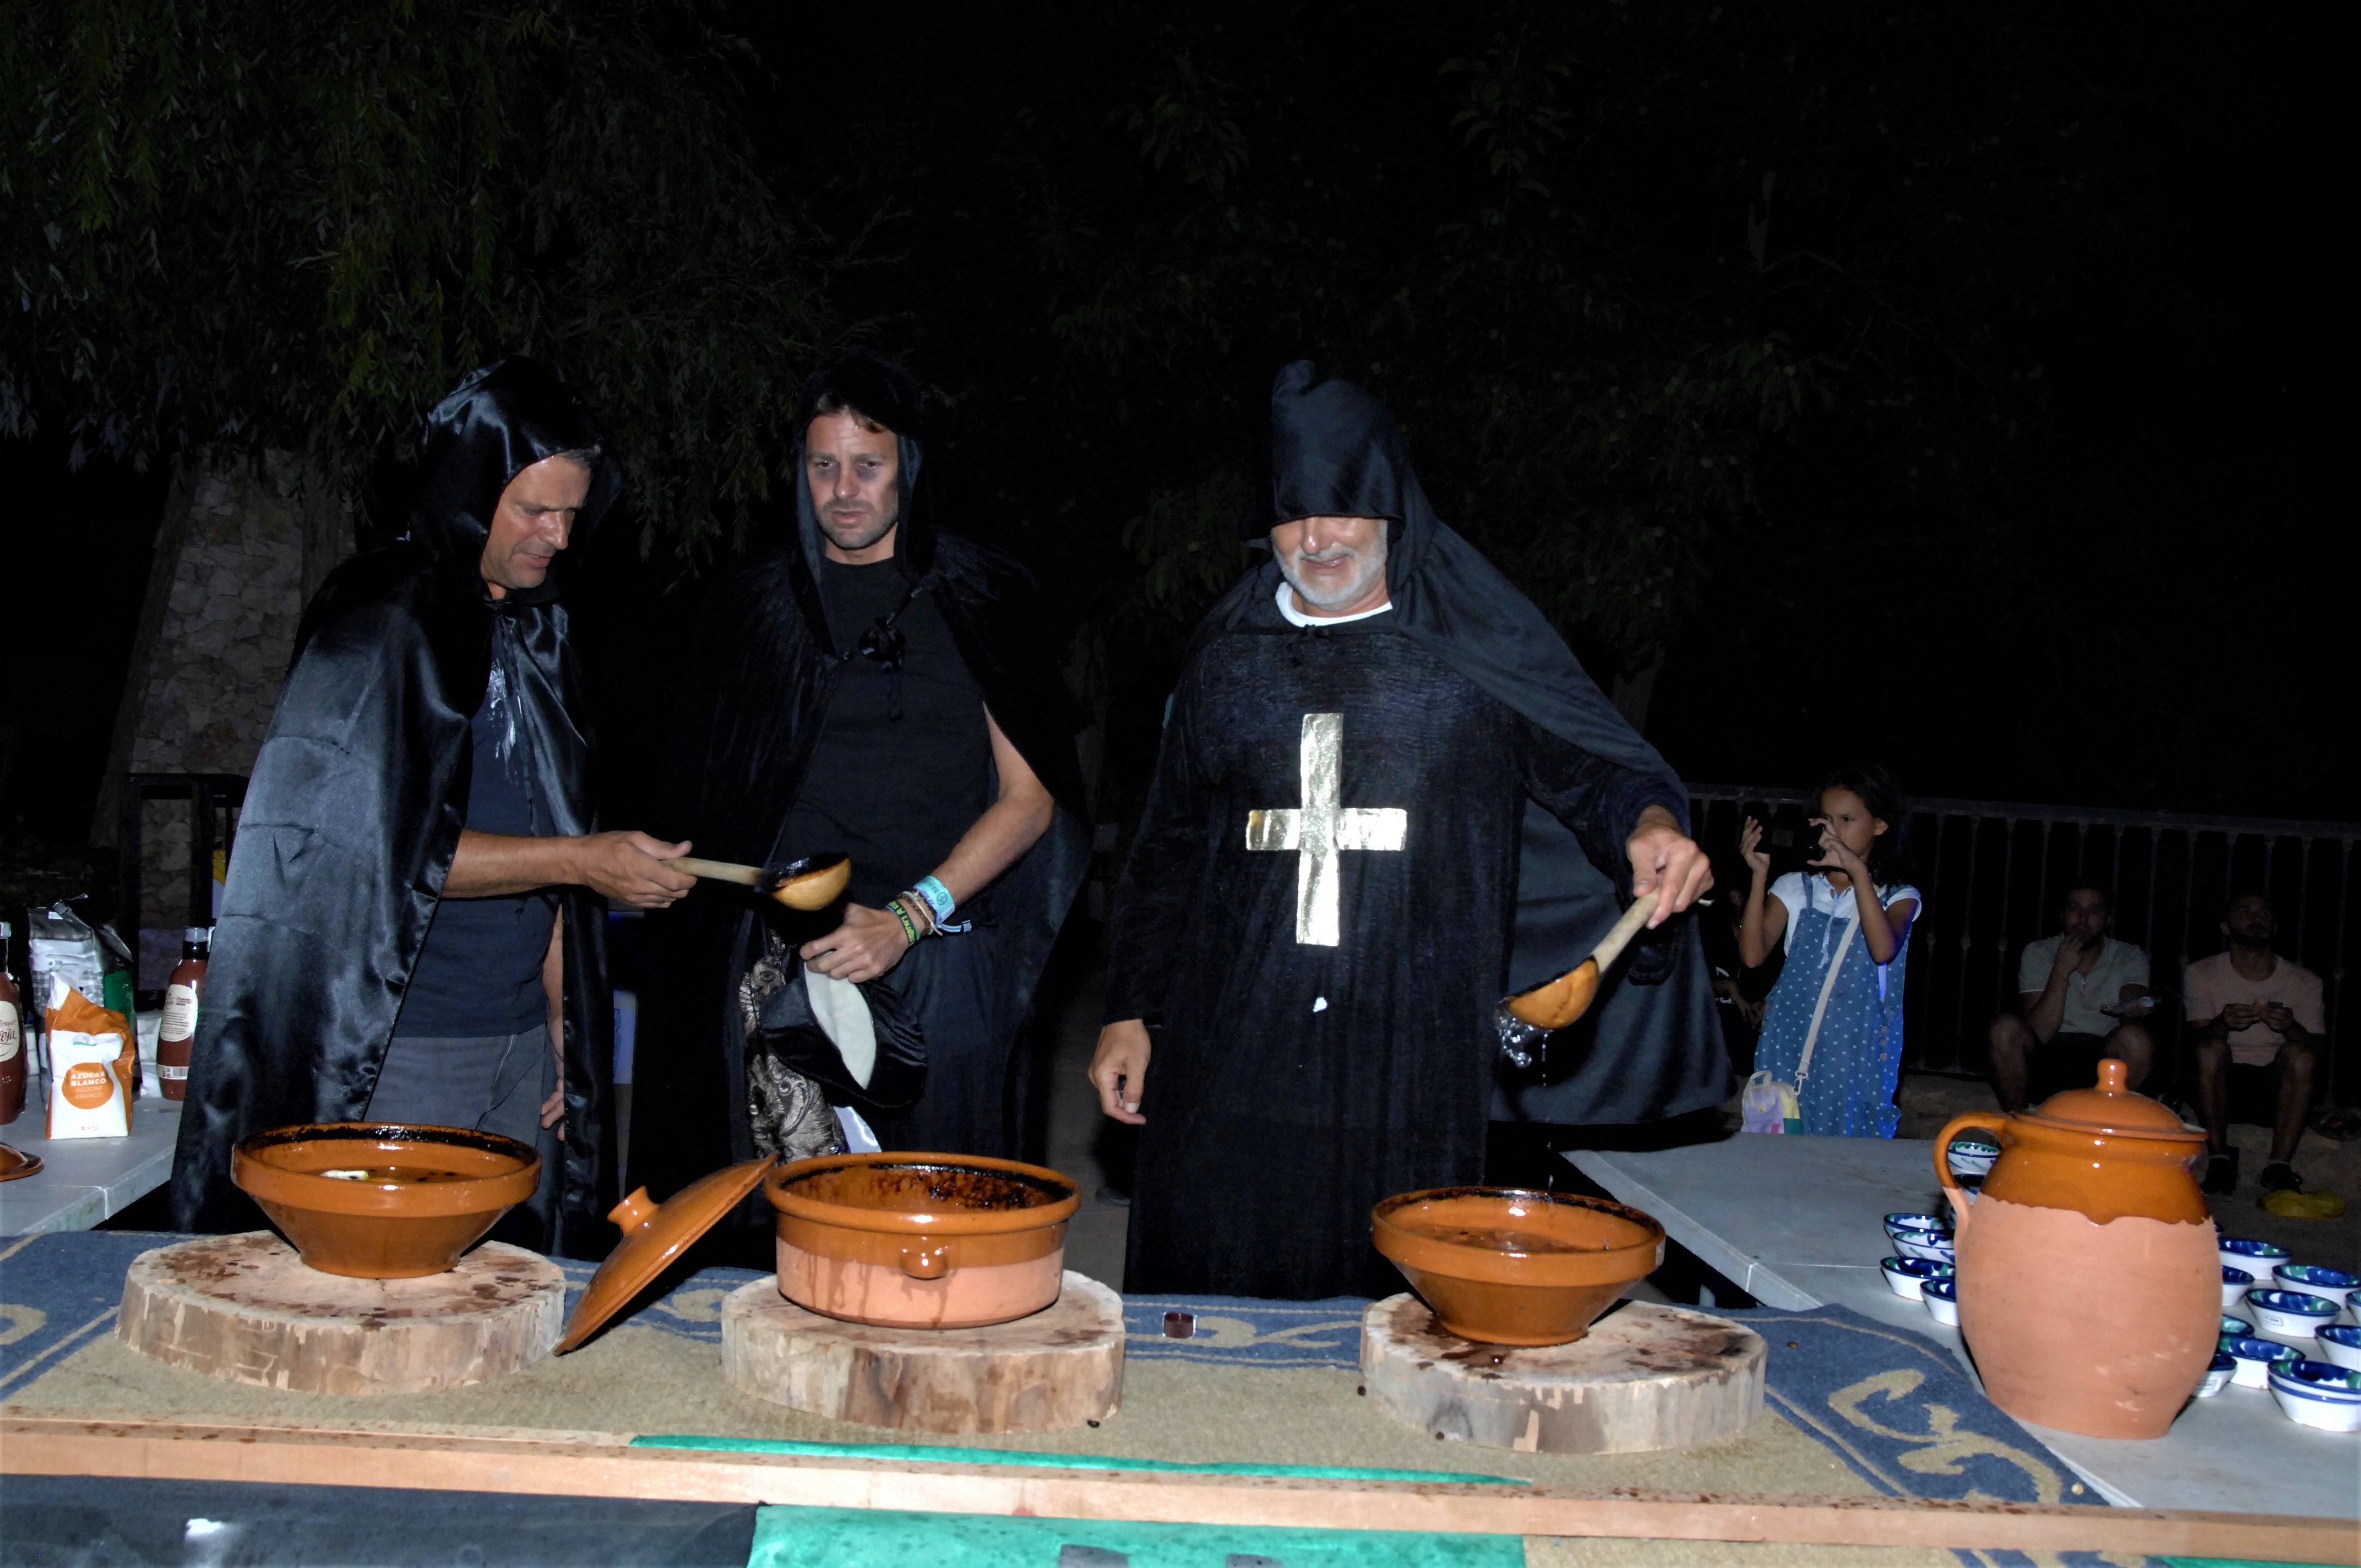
[1275,580,1395,628]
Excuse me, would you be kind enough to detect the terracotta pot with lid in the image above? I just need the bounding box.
[1934,1059,2217,1439]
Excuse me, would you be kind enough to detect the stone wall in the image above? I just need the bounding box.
[101,452,351,977]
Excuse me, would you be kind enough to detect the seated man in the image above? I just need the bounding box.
[1988,881,2154,1112]
[2186,891,2324,1196]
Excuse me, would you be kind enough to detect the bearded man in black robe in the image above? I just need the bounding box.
[172,358,687,1253]
[1090,362,1728,1300]
[632,351,1087,1221]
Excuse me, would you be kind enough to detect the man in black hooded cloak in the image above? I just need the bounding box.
[630,350,1088,1222]
[171,357,689,1255]
[1091,362,1728,1300]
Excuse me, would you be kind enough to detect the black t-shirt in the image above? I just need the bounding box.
[398,672,557,1037]
[779,558,994,908]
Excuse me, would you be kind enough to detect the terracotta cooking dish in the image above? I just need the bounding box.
[767,1152,1080,1329]
[232,1123,540,1279]
[1372,1186,1666,1346]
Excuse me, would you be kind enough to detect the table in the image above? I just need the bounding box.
[1571,1134,2360,1522]
[0,1101,181,1235]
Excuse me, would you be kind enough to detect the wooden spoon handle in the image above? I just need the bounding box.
[673,856,760,886]
[1588,890,1662,972]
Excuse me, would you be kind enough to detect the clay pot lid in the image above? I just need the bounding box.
[556,1154,775,1354]
[2016,1059,2202,1140]
[0,1144,42,1183]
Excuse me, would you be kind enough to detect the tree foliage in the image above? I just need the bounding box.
[2,0,832,552]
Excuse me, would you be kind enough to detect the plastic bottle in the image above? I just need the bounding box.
[0,921,23,1125]
[156,927,210,1103]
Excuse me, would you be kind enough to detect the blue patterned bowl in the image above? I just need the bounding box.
[2248,1289,2340,1340]
[1921,1275,1961,1326]
[2221,1266,2256,1311]
[2194,1350,2236,1399]
[2224,1334,2302,1389]
[1880,1256,1954,1301]
[2219,1237,2293,1278]
[2272,1263,2358,1315]
[2315,1324,2361,1372]
[2222,1313,2254,1338]
[2268,1358,2361,1432]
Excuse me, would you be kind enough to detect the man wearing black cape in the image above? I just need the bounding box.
[1091,362,1727,1300]
[172,358,688,1254]
[632,351,1087,1218]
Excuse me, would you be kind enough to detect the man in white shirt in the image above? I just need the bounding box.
[1988,881,2154,1112]
[2184,891,2325,1196]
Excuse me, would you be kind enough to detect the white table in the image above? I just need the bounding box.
[1571,1135,2359,1521]
[0,1101,182,1235]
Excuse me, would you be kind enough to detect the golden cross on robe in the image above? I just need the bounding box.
[1244,712,1408,946]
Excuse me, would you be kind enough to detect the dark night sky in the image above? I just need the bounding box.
[0,4,2336,855]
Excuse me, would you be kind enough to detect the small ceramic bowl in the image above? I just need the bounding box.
[2224,1334,2302,1389]
[1921,1276,1960,1326]
[2219,1237,2293,1280]
[1883,1212,1949,1243]
[2315,1325,2361,1373]
[1880,1256,1953,1302]
[2267,1358,2361,1433]
[2223,1313,2255,1338]
[2194,1350,2237,1398]
[1893,1231,1956,1264]
[2248,1289,2341,1342]
[2273,1264,2359,1315]
[1946,1137,2001,1179]
[2221,1266,2257,1311]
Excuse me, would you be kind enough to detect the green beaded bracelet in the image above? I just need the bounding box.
[887,899,921,947]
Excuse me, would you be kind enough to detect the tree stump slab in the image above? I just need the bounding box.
[1360,1294,1764,1454]
[118,1231,564,1396]
[721,1271,1123,1434]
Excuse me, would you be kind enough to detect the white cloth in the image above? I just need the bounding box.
[1275,581,1395,627]
[802,968,876,1088]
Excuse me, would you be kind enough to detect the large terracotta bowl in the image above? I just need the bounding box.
[1372,1186,1666,1346]
[232,1123,540,1279]
[766,1152,1080,1329]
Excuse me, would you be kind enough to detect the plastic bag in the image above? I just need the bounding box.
[1740,1070,1800,1135]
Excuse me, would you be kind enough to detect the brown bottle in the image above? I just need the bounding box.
[156,927,210,1103]
[0,921,23,1125]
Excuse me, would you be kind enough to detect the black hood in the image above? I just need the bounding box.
[410,356,622,605]
[790,349,936,615]
[1229,360,1675,787]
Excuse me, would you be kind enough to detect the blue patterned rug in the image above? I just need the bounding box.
[1,1232,2169,1567]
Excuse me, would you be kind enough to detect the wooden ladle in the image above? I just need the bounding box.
[1503,890,1661,1031]
[672,853,851,911]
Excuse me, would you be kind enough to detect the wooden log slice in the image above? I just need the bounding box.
[721,1271,1123,1434]
[1360,1294,1764,1454]
[118,1231,565,1396]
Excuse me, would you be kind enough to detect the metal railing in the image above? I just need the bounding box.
[1688,786,2356,1105]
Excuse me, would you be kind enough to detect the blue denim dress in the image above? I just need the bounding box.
[1755,878,1913,1137]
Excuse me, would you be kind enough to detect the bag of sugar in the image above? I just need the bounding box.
[46,977,135,1139]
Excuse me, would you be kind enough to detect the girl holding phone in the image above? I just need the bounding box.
[1738,764,1922,1136]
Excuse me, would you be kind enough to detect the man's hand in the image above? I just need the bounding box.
[801,902,915,984]
[2261,1003,2297,1036]
[2218,1001,2261,1032]
[2052,933,2091,979]
[570,832,695,908]
[1628,805,1711,928]
[1090,1019,1151,1125]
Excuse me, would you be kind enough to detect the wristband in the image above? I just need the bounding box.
[913,876,956,925]
[912,874,971,934]
[886,899,921,948]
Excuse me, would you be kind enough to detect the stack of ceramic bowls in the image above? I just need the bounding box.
[1879,1213,1960,1320]
[2212,1237,2361,1429]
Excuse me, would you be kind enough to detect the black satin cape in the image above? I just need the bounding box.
[168,357,622,1252]
[1207,361,1729,1125]
[631,350,1089,1211]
